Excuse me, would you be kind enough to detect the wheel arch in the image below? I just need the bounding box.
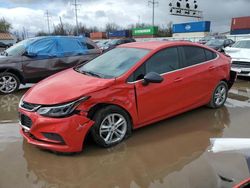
[0,68,25,84]
[221,78,230,89]
[87,103,134,129]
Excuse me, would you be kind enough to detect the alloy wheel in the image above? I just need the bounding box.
[214,85,227,106]
[0,75,18,94]
[99,113,127,145]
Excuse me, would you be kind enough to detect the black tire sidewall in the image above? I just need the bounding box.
[91,105,132,148]
[0,72,20,95]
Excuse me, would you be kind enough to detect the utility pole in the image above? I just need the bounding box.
[45,10,51,34]
[22,27,26,39]
[148,0,159,27]
[138,15,141,24]
[71,0,81,36]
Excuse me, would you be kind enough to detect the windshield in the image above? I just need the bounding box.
[232,40,250,49]
[206,39,224,46]
[77,47,149,78]
[5,38,35,56]
[96,40,108,47]
[202,36,213,41]
[109,39,119,45]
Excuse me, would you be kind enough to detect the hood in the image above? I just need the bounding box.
[24,68,115,105]
[0,55,21,64]
[225,47,250,61]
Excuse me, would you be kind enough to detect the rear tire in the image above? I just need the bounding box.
[91,105,132,148]
[0,72,20,95]
[207,81,228,109]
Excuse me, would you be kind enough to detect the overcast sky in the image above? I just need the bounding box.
[0,0,250,36]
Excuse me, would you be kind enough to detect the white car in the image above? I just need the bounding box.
[225,39,250,77]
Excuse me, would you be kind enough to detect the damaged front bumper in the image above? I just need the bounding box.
[19,109,95,153]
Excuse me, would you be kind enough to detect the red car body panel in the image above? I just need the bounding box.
[24,68,115,105]
[19,109,94,152]
[233,178,250,188]
[19,41,232,152]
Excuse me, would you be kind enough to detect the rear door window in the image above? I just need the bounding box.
[204,49,217,61]
[182,46,206,68]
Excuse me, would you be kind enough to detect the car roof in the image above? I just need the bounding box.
[119,41,199,50]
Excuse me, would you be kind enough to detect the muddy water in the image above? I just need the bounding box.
[0,81,250,188]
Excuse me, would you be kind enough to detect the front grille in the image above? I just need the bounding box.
[232,61,250,68]
[20,114,32,128]
[20,101,40,111]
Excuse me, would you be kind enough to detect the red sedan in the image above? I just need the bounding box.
[18,41,236,153]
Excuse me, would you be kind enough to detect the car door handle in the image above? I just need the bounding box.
[174,77,183,82]
[209,66,215,70]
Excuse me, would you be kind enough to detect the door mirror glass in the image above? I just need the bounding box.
[143,72,163,86]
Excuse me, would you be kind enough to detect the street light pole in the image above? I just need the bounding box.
[148,0,159,27]
[71,0,80,36]
[45,10,51,34]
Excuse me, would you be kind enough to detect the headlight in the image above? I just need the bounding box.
[19,95,24,108]
[37,96,89,118]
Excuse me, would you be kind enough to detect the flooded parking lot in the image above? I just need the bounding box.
[0,80,250,188]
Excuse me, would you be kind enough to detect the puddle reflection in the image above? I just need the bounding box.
[0,90,25,123]
[20,107,230,188]
[0,80,250,188]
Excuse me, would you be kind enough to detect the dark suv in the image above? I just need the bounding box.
[0,36,101,94]
[102,38,136,52]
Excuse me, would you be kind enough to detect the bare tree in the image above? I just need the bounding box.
[128,22,151,29]
[0,18,12,32]
[105,22,121,32]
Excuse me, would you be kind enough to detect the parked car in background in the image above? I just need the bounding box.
[199,35,227,45]
[205,39,235,52]
[102,38,136,52]
[19,41,236,153]
[95,40,109,49]
[225,39,250,77]
[0,36,101,94]
[0,42,9,49]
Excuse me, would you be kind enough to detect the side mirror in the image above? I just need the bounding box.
[142,72,164,86]
[23,51,37,57]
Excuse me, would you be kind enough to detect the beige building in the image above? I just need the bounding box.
[0,33,17,46]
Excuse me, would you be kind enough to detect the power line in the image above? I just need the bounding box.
[45,10,51,34]
[148,0,159,27]
[71,0,81,36]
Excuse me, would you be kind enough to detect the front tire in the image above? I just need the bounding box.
[0,72,20,95]
[208,81,228,109]
[91,105,132,148]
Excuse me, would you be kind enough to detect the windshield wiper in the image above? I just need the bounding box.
[81,70,102,78]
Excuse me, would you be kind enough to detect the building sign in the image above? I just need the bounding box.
[132,27,158,36]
